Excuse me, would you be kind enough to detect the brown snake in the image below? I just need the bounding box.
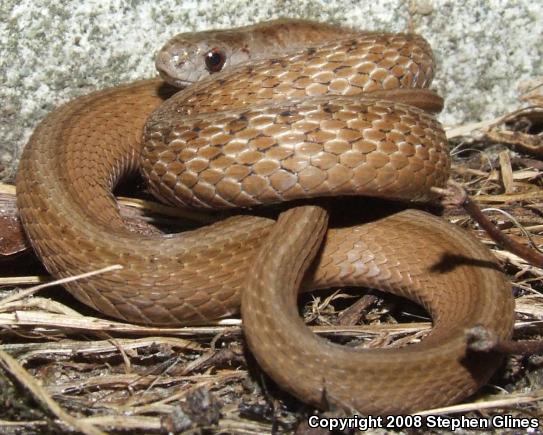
[16,19,514,414]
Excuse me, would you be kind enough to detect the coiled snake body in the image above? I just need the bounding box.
[16,19,514,414]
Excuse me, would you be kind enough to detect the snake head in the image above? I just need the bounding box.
[155,31,253,88]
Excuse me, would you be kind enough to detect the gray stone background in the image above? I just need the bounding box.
[1,0,542,178]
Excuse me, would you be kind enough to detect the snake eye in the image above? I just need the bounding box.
[204,48,226,73]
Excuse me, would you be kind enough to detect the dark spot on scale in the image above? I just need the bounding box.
[347,39,358,51]
[269,59,287,67]
[307,47,316,56]
[209,152,224,162]
[192,126,201,132]
[239,114,247,121]
[218,79,226,85]
[280,110,293,117]
[322,105,333,113]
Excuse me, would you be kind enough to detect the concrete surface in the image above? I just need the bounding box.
[1,0,542,177]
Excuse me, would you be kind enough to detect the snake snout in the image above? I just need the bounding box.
[155,48,194,88]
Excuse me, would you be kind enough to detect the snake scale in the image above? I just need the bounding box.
[16,19,514,414]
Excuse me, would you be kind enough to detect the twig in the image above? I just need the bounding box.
[445,118,502,139]
[0,265,123,307]
[480,207,543,254]
[0,310,431,337]
[467,325,543,355]
[432,180,543,268]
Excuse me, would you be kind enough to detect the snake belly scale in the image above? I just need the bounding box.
[16,19,514,414]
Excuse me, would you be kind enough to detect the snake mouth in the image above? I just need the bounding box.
[157,70,194,89]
